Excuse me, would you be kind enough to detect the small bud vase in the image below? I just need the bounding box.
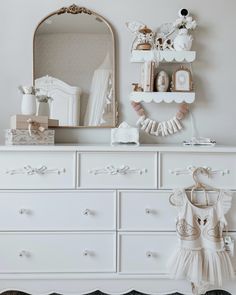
[173,28,193,51]
[37,102,50,117]
[21,94,36,115]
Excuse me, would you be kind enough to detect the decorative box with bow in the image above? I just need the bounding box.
[11,115,48,132]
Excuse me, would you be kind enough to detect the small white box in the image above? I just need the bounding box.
[111,122,139,146]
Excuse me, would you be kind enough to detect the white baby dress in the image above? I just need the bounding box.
[168,189,235,294]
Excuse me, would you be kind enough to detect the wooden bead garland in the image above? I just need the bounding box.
[131,101,189,137]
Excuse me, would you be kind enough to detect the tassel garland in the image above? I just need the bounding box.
[131,101,189,137]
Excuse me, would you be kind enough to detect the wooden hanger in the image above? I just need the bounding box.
[169,167,220,207]
[186,167,220,207]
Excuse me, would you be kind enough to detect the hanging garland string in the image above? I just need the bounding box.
[131,101,189,137]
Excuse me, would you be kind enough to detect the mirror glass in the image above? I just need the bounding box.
[33,5,116,127]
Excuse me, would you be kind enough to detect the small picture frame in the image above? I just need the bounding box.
[171,66,193,92]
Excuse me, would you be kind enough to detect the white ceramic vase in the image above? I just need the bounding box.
[21,94,36,115]
[37,102,50,117]
[173,28,193,51]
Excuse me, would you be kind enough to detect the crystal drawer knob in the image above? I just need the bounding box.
[19,209,31,215]
[145,208,152,214]
[19,250,31,258]
[83,250,90,256]
[83,209,91,216]
[146,251,153,258]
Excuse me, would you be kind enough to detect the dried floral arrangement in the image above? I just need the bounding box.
[36,95,53,103]
[18,86,38,95]
[18,86,53,103]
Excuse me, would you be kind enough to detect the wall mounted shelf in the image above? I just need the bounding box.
[131,50,196,63]
[130,91,195,104]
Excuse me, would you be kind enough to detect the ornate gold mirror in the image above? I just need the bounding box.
[33,4,116,128]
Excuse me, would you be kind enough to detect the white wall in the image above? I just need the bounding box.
[1,0,236,144]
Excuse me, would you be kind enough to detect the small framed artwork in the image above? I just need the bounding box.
[171,66,193,92]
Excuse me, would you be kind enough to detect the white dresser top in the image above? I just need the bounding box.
[0,144,236,153]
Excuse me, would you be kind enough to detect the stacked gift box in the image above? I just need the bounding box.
[5,115,59,145]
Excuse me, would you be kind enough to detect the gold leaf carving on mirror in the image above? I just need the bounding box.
[58,4,93,16]
[33,4,117,128]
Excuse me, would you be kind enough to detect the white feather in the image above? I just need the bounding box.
[126,21,145,34]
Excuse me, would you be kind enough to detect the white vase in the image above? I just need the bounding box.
[173,28,193,51]
[21,94,36,115]
[37,102,50,117]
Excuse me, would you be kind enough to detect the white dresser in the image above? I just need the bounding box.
[0,144,236,295]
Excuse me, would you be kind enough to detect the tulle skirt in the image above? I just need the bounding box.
[168,247,235,288]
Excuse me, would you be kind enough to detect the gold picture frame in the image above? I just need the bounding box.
[171,66,194,92]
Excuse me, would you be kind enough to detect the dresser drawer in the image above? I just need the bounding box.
[0,191,116,231]
[119,191,176,230]
[119,233,236,274]
[160,152,236,189]
[119,191,236,231]
[119,233,177,274]
[0,233,116,273]
[78,152,157,189]
[0,152,76,189]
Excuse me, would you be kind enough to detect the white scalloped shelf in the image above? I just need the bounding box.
[131,50,196,63]
[130,92,195,104]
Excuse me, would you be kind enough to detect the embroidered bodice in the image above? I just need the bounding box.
[171,189,232,251]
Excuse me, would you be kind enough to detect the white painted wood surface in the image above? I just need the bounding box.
[0,144,235,294]
[160,152,236,189]
[130,91,196,104]
[131,50,196,63]
[0,191,116,231]
[119,232,178,274]
[0,232,116,273]
[0,143,235,152]
[118,191,177,231]
[78,152,157,189]
[0,151,76,189]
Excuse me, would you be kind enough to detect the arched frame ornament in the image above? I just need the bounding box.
[32,4,118,128]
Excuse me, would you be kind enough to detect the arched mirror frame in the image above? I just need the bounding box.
[32,4,118,128]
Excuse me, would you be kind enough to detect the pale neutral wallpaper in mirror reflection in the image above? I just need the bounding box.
[34,33,112,125]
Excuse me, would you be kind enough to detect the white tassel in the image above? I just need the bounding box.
[161,124,166,137]
[166,120,174,134]
[150,120,157,135]
[173,116,182,130]
[141,118,150,130]
[154,123,161,136]
[162,121,170,136]
[145,119,153,133]
[170,119,178,133]
[157,122,165,136]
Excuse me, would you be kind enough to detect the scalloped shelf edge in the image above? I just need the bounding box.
[131,50,196,63]
[130,92,195,104]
